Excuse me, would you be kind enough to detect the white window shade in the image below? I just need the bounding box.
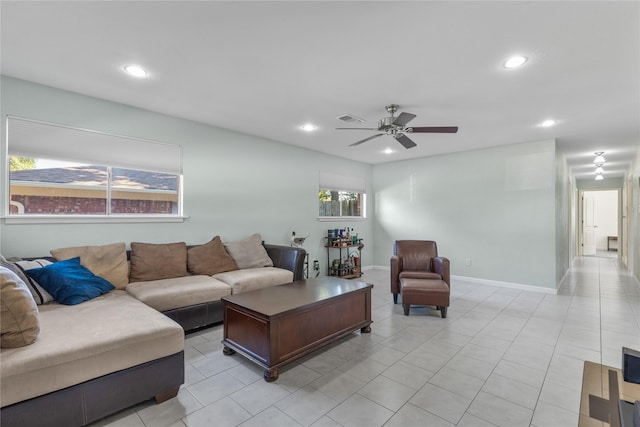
[7,116,182,174]
[319,172,366,193]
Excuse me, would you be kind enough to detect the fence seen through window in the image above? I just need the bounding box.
[319,189,364,218]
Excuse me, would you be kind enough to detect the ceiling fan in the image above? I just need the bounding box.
[336,104,458,149]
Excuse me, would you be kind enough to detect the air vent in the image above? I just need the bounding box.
[337,114,365,123]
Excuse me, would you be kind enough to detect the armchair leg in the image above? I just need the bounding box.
[440,306,447,318]
[393,293,398,304]
[402,304,410,316]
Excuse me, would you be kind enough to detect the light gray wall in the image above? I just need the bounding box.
[568,175,578,265]
[555,150,571,284]
[630,145,640,282]
[0,76,373,271]
[372,139,558,289]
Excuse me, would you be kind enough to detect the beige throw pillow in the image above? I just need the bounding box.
[188,236,239,276]
[1,267,40,348]
[224,233,273,269]
[129,242,188,282]
[50,242,129,289]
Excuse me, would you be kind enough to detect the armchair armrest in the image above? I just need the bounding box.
[263,244,307,281]
[433,256,450,287]
[390,255,402,295]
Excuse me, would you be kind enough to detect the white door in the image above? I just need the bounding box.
[583,194,596,255]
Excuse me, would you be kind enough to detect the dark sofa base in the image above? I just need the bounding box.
[163,300,224,331]
[0,351,185,427]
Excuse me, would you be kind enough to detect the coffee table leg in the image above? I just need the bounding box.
[223,346,236,356]
[361,325,371,333]
[264,368,279,382]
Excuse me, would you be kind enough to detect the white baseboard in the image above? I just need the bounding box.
[365,266,557,295]
[451,275,557,294]
[557,268,570,290]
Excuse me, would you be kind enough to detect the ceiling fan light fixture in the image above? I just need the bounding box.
[594,152,606,164]
[595,166,604,174]
[504,55,527,68]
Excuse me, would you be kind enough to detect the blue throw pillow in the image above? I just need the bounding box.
[24,257,115,305]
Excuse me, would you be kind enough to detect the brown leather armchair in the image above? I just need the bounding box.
[390,240,450,305]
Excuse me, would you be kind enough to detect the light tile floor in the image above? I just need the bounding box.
[92,256,640,427]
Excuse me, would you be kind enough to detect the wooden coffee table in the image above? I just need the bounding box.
[221,276,373,382]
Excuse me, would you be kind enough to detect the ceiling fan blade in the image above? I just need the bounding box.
[409,126,459,133]
[394,133,417,149]
[392,112,416,127]
[349,133,384,146]
[335,127,378,130]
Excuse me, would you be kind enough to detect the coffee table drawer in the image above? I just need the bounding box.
[275,291,368,360]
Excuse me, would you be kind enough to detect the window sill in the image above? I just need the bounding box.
[317,217,367,222]
[2,215,188,224]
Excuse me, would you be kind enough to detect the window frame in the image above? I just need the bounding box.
[317,172,367,221]
[4,116,185,224]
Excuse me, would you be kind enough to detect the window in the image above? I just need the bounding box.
[6,117,183,221]
[318,172,366,219]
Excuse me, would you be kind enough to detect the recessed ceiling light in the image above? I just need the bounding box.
[504,55,527,68]
[595,166,604,174]
[383,148,393,154]
[595,175,604,181]
[594,152,606,164]
[539,119,556,127]
[300,123,317,132]
[123,64,148,78]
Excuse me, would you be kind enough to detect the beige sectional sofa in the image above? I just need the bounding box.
[122,235,306,330]
[0,233,306,427]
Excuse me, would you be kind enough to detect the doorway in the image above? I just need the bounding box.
[579,189,620,258]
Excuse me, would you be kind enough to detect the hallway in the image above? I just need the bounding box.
[558,256,640,369]
[586,250,618,259]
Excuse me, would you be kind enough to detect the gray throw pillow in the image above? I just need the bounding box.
[224,233,273,269]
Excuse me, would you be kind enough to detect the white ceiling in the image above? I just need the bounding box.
[1,1,638,181]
